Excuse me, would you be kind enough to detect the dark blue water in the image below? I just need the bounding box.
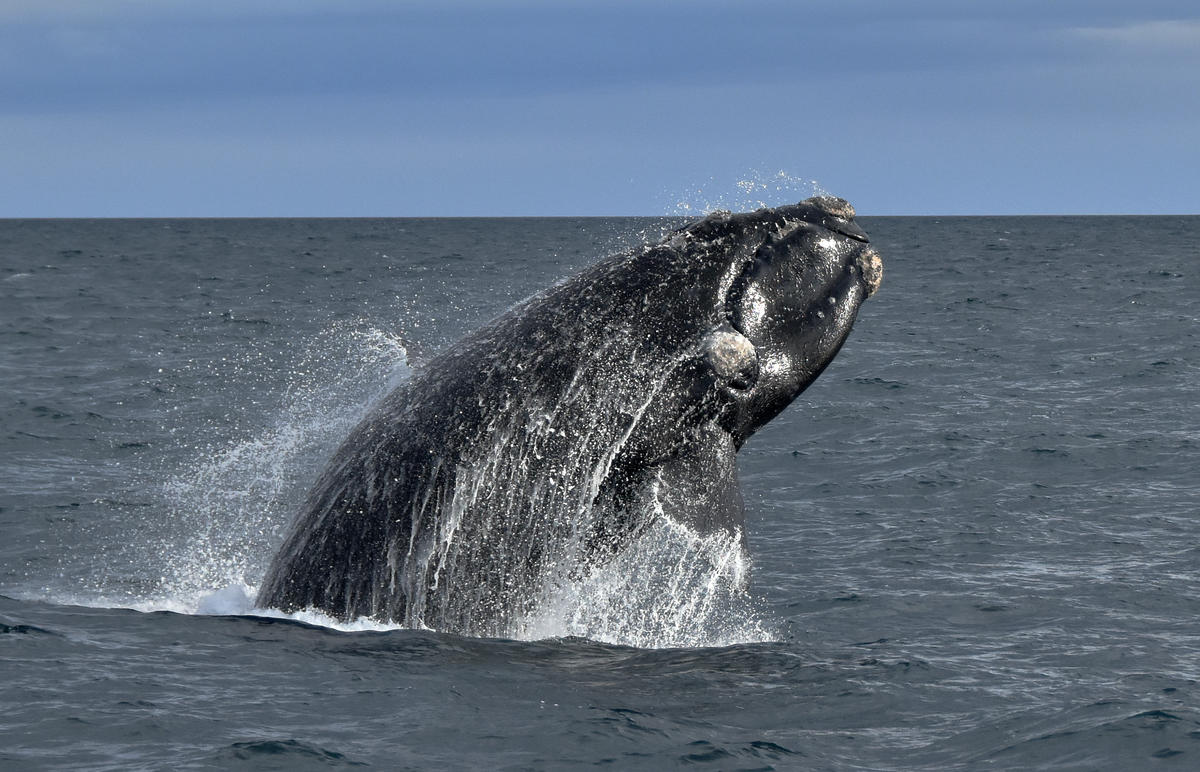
[2,215,1197,770]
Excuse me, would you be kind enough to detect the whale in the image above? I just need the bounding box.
[256,196,882,635]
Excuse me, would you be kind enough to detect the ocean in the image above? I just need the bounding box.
[1,214,1197,770]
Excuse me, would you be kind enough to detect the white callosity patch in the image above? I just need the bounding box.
[860,248,884,296]
[703,328,756,383]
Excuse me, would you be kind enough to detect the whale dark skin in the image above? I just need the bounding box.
[256,196,882,635]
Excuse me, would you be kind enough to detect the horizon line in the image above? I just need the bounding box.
[4,211,1199,221]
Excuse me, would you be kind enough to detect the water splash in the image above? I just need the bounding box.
[516,518,773,648]
[149,320,410,609]
[180,513,774,648]
[670,169,828,215]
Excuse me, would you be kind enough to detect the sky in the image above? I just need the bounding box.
[2,0,1198,216]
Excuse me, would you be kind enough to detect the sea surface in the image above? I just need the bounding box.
[1,214,1197,770]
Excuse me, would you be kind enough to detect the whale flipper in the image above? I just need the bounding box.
[652,425,745,542]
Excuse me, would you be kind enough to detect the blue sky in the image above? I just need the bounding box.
[2,0,1198,216]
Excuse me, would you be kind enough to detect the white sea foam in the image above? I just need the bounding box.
[192,583,409,632]
[49,581,412,634]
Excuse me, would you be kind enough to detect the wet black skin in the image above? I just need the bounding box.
[257,197,881,631]
[596,198,880,549]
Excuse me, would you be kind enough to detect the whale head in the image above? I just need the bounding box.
[682,196,882,445]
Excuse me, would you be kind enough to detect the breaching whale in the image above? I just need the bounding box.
[257,196,882,635]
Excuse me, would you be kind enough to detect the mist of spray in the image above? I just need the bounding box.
[670,169,828,216]
[146,321,410,612]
